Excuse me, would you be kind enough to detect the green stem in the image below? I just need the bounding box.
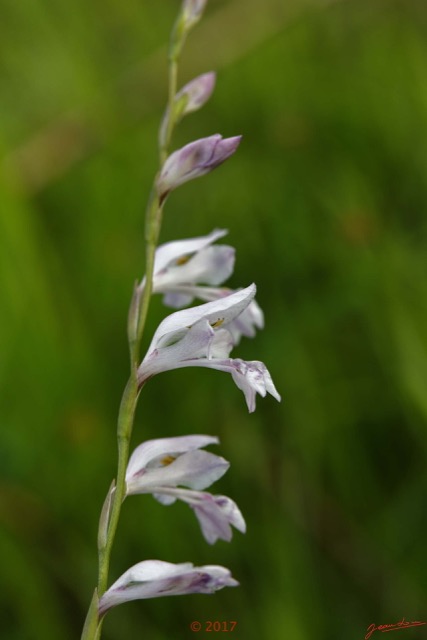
[97,375,139,595]
[137,192,163,349]
[82,14,183,640]
[160,57,178,165]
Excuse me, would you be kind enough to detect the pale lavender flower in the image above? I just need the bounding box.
[146,229,264,344]
[125,435,227,493]
[137,285,281,412]
[152,228,235,306]
[157,134,241,201]
[130,229,234,343]
[125,435,246,544]
[99,560,238,615]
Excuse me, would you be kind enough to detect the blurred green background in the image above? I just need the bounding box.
[2,0,427,638]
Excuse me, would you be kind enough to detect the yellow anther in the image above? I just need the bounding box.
[160,455,176,466]
[175,255,191,266]
[211,318,224,328]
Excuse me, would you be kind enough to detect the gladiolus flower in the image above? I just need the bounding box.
[125,435,246,544]
[142,229,264,344]
[99,560,238,615]
[152,228,235,304]
[138,285,280,412]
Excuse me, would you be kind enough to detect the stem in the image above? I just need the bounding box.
[160,58,178,165]
[137,192,162,348]
[82,11,184,639]
[97,376,138,595]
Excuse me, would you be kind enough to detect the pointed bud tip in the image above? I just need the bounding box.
[219,135,242,155]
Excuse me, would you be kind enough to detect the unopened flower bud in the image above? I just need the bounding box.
[180,72,216,115]
[97,481,115,552]
[157,134,241,201]
[159,73,216,150]
[170,0,208,61]
[182,0,208,30]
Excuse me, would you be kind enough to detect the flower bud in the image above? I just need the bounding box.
[182,0,208,30]
[157,134,241,201]
[170,0,208,60]
[97,481,115,552]
[159,73,216,150]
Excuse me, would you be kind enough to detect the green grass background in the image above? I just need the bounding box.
[1,0,427,638]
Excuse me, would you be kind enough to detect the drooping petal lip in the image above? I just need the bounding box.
[182,490,246,544]
[98,560,239,615]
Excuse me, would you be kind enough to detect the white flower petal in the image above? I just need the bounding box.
[162,291,194,308]
[140,319,215,379]
[226,299,264,345]
[126,450,229,494]
[213,495,246,534]
[153,493,177,505]
[208,329,234,359]
[126,435,218,482]
[144,284,256,354]
[163,286,264,344]
[153,229,228,275]
[155,246,235,292]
